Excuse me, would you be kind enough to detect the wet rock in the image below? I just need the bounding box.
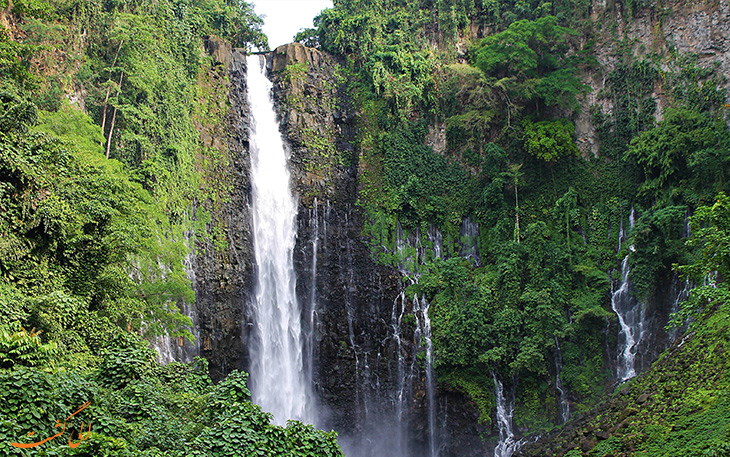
[580,437,596,452]
[194,45,255,381]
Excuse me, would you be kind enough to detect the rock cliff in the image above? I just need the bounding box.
[575,0,730,156]
[269,42,490,456]
[192,38,255,381]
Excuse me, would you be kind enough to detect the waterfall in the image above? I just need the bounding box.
[668,211,693,340]
[152,217,199,364]
[611,254,638,381]
[611,208,642,382]
[668,275,692,341]
[493,374,523,457]
[554,338,570,423]
[459,217,480,265]
[246,54,313,425]
[392,290,409,456]
[305,198,320,393]
[414,294,439,457]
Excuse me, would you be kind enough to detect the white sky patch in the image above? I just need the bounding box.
[252,0,334,50]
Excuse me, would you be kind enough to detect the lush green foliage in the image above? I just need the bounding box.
[3,0,730,452]
[1,3,342,456]
[524,305,730,456]
[472,16,587,113]
[625,108,730,203]
[0,358,343,456]
[672,193,730,324]
[306,0,730,441]
[523,118,579,162]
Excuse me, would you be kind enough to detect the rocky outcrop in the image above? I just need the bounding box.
[269,42,357,205]
[192,38,255,381]
[270,42,490,457]
[575,0,730,156]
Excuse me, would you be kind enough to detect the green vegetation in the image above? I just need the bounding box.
[0,356,342,456]
[3,0,730,454]
[1,1,341,455]
[302,0,730,445]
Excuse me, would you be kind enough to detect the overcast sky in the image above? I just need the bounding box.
[252,0,334,50]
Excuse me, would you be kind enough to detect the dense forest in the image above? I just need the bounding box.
[1,0,730,456]
[0,0,342,455]
[294,0,730,453]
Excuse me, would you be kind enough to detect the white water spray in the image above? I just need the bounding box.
[493,374,524,457]
[611,208,643,382]
[554,338,570,423]
[414,294,438,457]
[247,55,312,425]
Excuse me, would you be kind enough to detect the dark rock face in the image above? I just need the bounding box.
[270,42,490,457]
[193,39,255,381]
[633,273,690,374]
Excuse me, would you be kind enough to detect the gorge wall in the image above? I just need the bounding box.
[270,43,489,456]
[186,38,255,381]
[188,1,730,455]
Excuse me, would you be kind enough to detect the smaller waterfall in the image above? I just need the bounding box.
[459,217,480,265]
[428,224,443,260]
[392,290,409,456]
[554,338,570,423]
[611,208,642,382]
[668,275,692,341]
[305,198,320,391]
[414,294,438,457]
[152,221,199,364]
[493,374,523,457]
[611,255,639,381]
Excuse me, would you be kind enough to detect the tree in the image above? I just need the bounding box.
[472,16,587,113]
[676,193,730,322]
[501,163,524,242]
[625,108,730,202]
[523,118,579,162]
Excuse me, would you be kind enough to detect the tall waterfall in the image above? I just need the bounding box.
[246,55,313,425]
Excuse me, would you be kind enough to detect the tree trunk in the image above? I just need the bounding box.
[100,40,123,145]
[106,72,123,159]
[106,106,117,159]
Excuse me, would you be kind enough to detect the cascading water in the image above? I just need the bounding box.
[554,338,570,423]
[152,220,199,364]
[246,54,313,425]
[611,208,643,382]
[493,374,524,457]
[305,198,320,392]
[392,289,409,455]
[459,217,480,265]
[413,294,438,457]
[611,254,639,381]
[668,212,693,341]
[668,275,692,341]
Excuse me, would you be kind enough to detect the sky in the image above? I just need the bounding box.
[252,0,334,50]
